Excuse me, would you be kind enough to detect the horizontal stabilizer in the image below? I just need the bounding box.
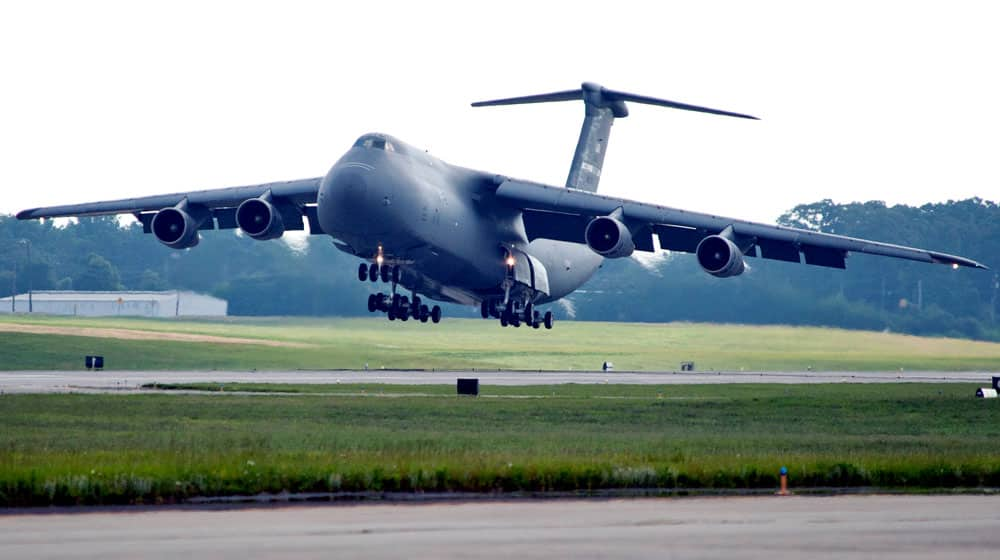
[472,82,758,120]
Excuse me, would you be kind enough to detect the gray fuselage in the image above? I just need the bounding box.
[316,133,602,305]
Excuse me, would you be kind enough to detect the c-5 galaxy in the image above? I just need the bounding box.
[17,83,988,329]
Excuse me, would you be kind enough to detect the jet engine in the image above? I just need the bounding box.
[696,235,746,277]
[584,216,635,258]
[151,205,201,249]
[236,197,285,240]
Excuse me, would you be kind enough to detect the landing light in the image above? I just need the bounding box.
[376,254,384,265]
[952,263,959,270]
[505,256,516,267]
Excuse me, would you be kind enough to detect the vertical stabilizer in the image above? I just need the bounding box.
[564,83,627,192]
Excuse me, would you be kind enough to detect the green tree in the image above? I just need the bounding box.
[75,253,123,291]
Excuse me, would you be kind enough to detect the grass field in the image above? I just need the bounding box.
[2,314,1000,371]
[1,383,999,506]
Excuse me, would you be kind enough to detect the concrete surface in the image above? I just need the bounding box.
[2,495,998,559]
[0,369,992,393]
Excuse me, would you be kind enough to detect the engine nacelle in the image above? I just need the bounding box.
[151,206,201,249]
[584,216,635,258]
[696,235,746,278]
[236,197,285,240]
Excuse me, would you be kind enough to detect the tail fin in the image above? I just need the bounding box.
[472,82,758,192]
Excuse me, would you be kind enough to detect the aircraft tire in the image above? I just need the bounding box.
[367,294,377,312]
[369,263,378,282]
[480,300,489,319]
[431,305,442,324]
[543,311,553,330]
[358,263,369,282]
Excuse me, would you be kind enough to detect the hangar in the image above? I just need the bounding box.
[0,290,227,317]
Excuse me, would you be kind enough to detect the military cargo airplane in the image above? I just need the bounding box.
[17,83,988,329]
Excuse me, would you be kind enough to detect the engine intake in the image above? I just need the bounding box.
[696,235,746,277]
[584,216,634,258]
[151,206,201,249]
[237,197,285,240]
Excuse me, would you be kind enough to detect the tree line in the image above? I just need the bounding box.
[2,197,997,340]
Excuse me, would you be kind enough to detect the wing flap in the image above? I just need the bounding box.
[522,209,589,244]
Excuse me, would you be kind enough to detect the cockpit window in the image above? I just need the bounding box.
[353,135,396,152]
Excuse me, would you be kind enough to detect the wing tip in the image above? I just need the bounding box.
[15,209,39,220]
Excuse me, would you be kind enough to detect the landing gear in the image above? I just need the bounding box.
[361,258,443,325]
[481,297,554,330]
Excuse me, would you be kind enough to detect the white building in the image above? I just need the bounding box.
[0,291,227,317]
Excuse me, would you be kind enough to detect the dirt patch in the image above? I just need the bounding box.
[0,323,312,348]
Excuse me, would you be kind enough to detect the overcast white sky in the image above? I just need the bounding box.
[1,0,997,223]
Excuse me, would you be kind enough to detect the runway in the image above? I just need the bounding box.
[0,369,993,393]
[2,495,997,559]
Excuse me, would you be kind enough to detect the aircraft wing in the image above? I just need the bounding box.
[16,178,325,233]
[495,179,988,270]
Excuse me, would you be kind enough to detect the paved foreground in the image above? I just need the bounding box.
[0,369,993,393]
[2,496,997,559]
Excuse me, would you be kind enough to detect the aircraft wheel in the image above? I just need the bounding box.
[392,265,401,284]
[523,303,534,324]
[367,294,377,313]
[368,263,379,282]
[500,314,508,327]
[387,308,396,321]
[420,305,429,323]
[480,300,490,319]
[532,320,540,329]
[380,264,390,283]
[411,297,422,318]
[430,305,442,324]
[392,293,401,310]
[543,311,553,330]
[358,263,369,282]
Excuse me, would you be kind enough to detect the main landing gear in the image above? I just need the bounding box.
[480,298,553,330]
[358,262,441,324]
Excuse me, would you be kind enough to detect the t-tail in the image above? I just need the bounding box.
[472,82,758,192]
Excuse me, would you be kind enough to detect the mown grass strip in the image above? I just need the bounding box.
[1,383,999,506]
[3,315,1000,371]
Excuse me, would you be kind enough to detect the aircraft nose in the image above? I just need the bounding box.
[318,168,376,235]
[337,170,369,207]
